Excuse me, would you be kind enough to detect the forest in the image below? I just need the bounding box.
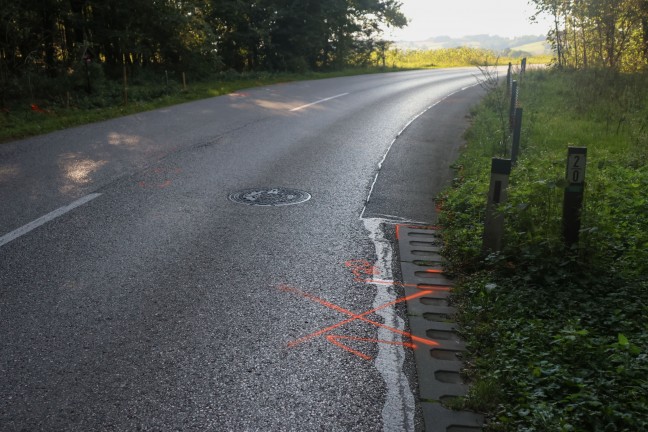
[531,0,648,70]
[0,0,405,105]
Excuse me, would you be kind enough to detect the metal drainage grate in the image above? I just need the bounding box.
[228,188,311,207]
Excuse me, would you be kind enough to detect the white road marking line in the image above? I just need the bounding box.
[0,193,102,248]
[289,93,350,112]
[360,82,480,219]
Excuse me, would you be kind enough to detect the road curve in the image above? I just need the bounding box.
[0,69,483,431]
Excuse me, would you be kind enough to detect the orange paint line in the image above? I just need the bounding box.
[362,279,451,290]
[288,315,357,348]
[395,224,401,240]
[326,335,417,361]
[326,335,373,361]
[344,259,380,282]
[282,285,439,348]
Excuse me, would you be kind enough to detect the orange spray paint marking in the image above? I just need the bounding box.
[326,335,417,361]
[345,259,380,282]
[280,284,439,360]
[424,269,444,274]
[30,104,48,114]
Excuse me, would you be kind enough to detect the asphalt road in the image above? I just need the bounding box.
[0,68,484,431]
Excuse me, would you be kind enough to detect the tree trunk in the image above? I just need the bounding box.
[641,0,648,61]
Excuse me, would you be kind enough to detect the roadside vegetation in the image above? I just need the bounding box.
[438,68,648,431]
[440,1,648,428]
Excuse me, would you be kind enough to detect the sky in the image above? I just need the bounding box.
[387,0,553,41]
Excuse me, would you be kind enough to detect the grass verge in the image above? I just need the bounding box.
[438,68,648,431]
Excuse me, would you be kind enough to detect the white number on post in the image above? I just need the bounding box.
[568,154,586,184]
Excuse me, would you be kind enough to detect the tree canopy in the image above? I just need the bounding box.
[530,0,648,70]
[0,0,405,95]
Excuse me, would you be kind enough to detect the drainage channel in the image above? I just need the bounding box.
[396,224,484,432]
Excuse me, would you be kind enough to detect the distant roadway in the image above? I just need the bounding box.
[0,69,483,431]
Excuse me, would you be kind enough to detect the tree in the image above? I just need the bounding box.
[530,0,648,70]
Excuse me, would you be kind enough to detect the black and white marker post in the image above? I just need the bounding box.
[483,158,512,254]
[562,147,587,247]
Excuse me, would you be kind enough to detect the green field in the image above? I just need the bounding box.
[510,40,551,56]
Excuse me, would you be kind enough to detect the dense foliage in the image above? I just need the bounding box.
[530,0,648,70]
[439,69,648,431]
[0,0,405,104]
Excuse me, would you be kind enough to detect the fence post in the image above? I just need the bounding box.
[511,108,523,165]
[521,57,527,74]
[563,147,587,247]
[483,158,512,254]
[509,80,518,133]
[506,62,513,98]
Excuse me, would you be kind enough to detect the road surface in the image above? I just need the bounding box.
[0,68,484,431]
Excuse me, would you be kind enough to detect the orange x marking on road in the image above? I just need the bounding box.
[279,283,443,361]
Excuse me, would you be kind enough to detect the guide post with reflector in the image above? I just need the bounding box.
[483,158,512,254]
[562,147,587,247]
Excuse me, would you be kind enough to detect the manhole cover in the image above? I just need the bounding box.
[228,188,311,206]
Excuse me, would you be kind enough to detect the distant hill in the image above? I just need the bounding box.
[510,40,551,56]
[394,35,551,55]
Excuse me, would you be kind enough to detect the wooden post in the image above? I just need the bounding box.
[563,147,587,247]
[483,158,512,254]
[506,62,512,99]
[182,72,187,91]
[511,108,523,165]
[509,80,518,133]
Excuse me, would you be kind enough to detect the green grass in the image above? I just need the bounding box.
[438,69,648,431]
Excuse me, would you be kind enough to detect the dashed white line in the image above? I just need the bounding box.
[0,193,102,248]
[289,93,350,112]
